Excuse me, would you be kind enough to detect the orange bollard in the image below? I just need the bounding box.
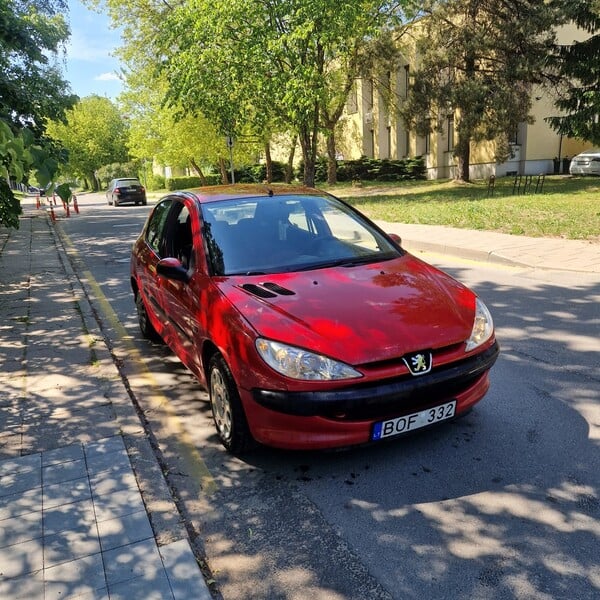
[48,204,56,222]
[53,193,57,205]
[73,195,79,214]
[36,194,41,209]
[65,203,70,217]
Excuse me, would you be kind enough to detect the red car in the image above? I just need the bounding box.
[130,185,499,453]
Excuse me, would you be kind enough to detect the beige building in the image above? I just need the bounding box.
[338,23,593,180]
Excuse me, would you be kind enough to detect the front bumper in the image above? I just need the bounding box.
[252,341,499,419]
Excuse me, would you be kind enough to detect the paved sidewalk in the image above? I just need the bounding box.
[0,206,211,599]
[378,221,600,273]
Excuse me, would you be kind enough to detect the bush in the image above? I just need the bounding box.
[145,174,165,191]
[296,156,426,183]
[166,176,203,191]
[234,161,288,183]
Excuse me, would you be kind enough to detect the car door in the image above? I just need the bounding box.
[157,198,209,376]
[135,197,173,336]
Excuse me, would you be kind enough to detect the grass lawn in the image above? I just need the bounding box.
[323,175,600,242]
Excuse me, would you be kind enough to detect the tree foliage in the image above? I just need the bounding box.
[46,96,129,190]
[0,0,76,227]
[400,0,562,182]
[120,71,259,184]
[547,1,600,145]
[89,0,418,186]
[100,0,407,187]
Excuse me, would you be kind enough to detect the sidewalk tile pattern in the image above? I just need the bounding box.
[0,436,208,600]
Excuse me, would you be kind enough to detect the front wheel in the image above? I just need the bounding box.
[208,354,254,454]
[135,292,162,343]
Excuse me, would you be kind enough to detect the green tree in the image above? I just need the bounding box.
[89,0,408,186]
[46,96,129,190]
[120,72,259,185]
[547,1,600,145]
[155,0,407,187]
[400,0,561,182]
[0,0,76,227]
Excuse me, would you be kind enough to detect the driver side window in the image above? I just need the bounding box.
[146,199,172,256]
[164,204,194,269]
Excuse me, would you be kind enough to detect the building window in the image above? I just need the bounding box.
[447,116,455,152]
[404,65,410,98]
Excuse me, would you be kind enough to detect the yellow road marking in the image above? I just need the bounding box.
[60,230,217,495]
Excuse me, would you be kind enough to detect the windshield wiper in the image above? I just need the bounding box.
[293,255,377,272]
[330,255,381,267]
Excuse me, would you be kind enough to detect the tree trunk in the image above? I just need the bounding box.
[299,129,316,187]
[298,108,320,187]
[89,173,99,191]
[219,156,229,184]
[264,142,273,183]
[326,128,337,185]
[190,158,207,185]
[285,137,297,184]
[454,134,471,182]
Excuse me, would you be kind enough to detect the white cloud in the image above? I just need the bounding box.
[95,72,120,82]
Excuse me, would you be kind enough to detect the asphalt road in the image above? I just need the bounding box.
[57,192,599,600]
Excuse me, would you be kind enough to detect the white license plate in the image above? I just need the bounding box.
[371,401,456,441]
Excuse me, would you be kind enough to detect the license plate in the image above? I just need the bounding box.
[371,401,456,441]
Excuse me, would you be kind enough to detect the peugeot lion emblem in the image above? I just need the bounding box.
[403,351,432,376]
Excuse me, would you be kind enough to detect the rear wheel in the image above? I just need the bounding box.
[135,292,162,343]
[208,353,253,454]
[113,196,120,207]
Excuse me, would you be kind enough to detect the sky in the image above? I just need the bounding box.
[63,1,124,100]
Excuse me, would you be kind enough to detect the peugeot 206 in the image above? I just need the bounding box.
[130,185,499,454]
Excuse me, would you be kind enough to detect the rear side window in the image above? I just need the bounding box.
[146,199,172,256]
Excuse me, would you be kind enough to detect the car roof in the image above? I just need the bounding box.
[175,184,324,204]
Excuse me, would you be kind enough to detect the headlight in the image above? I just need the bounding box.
[465,298,494,352]
[255,338,362,380]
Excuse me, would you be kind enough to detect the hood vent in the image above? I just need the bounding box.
[240,282,296,299]
[261,282,295,296]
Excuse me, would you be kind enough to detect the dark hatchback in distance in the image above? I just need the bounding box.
[107,177,147,206]
[130,184,499,454]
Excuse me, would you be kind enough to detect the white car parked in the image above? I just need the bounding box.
[569,149,600,176]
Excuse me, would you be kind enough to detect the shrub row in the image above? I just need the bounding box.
[164,155,426,191]
[304,156,427,182]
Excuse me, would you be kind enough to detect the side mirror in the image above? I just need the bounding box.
[157,257,190,283]
[388,233,402,247]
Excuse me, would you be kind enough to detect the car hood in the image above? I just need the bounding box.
[216,254,476,365]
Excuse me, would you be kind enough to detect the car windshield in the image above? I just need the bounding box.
[200,193,401,276]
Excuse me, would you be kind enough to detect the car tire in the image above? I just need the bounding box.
[113,197,120,207]
[209,353,254,454]
[142,198,147,206]
[135,292,162,343]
